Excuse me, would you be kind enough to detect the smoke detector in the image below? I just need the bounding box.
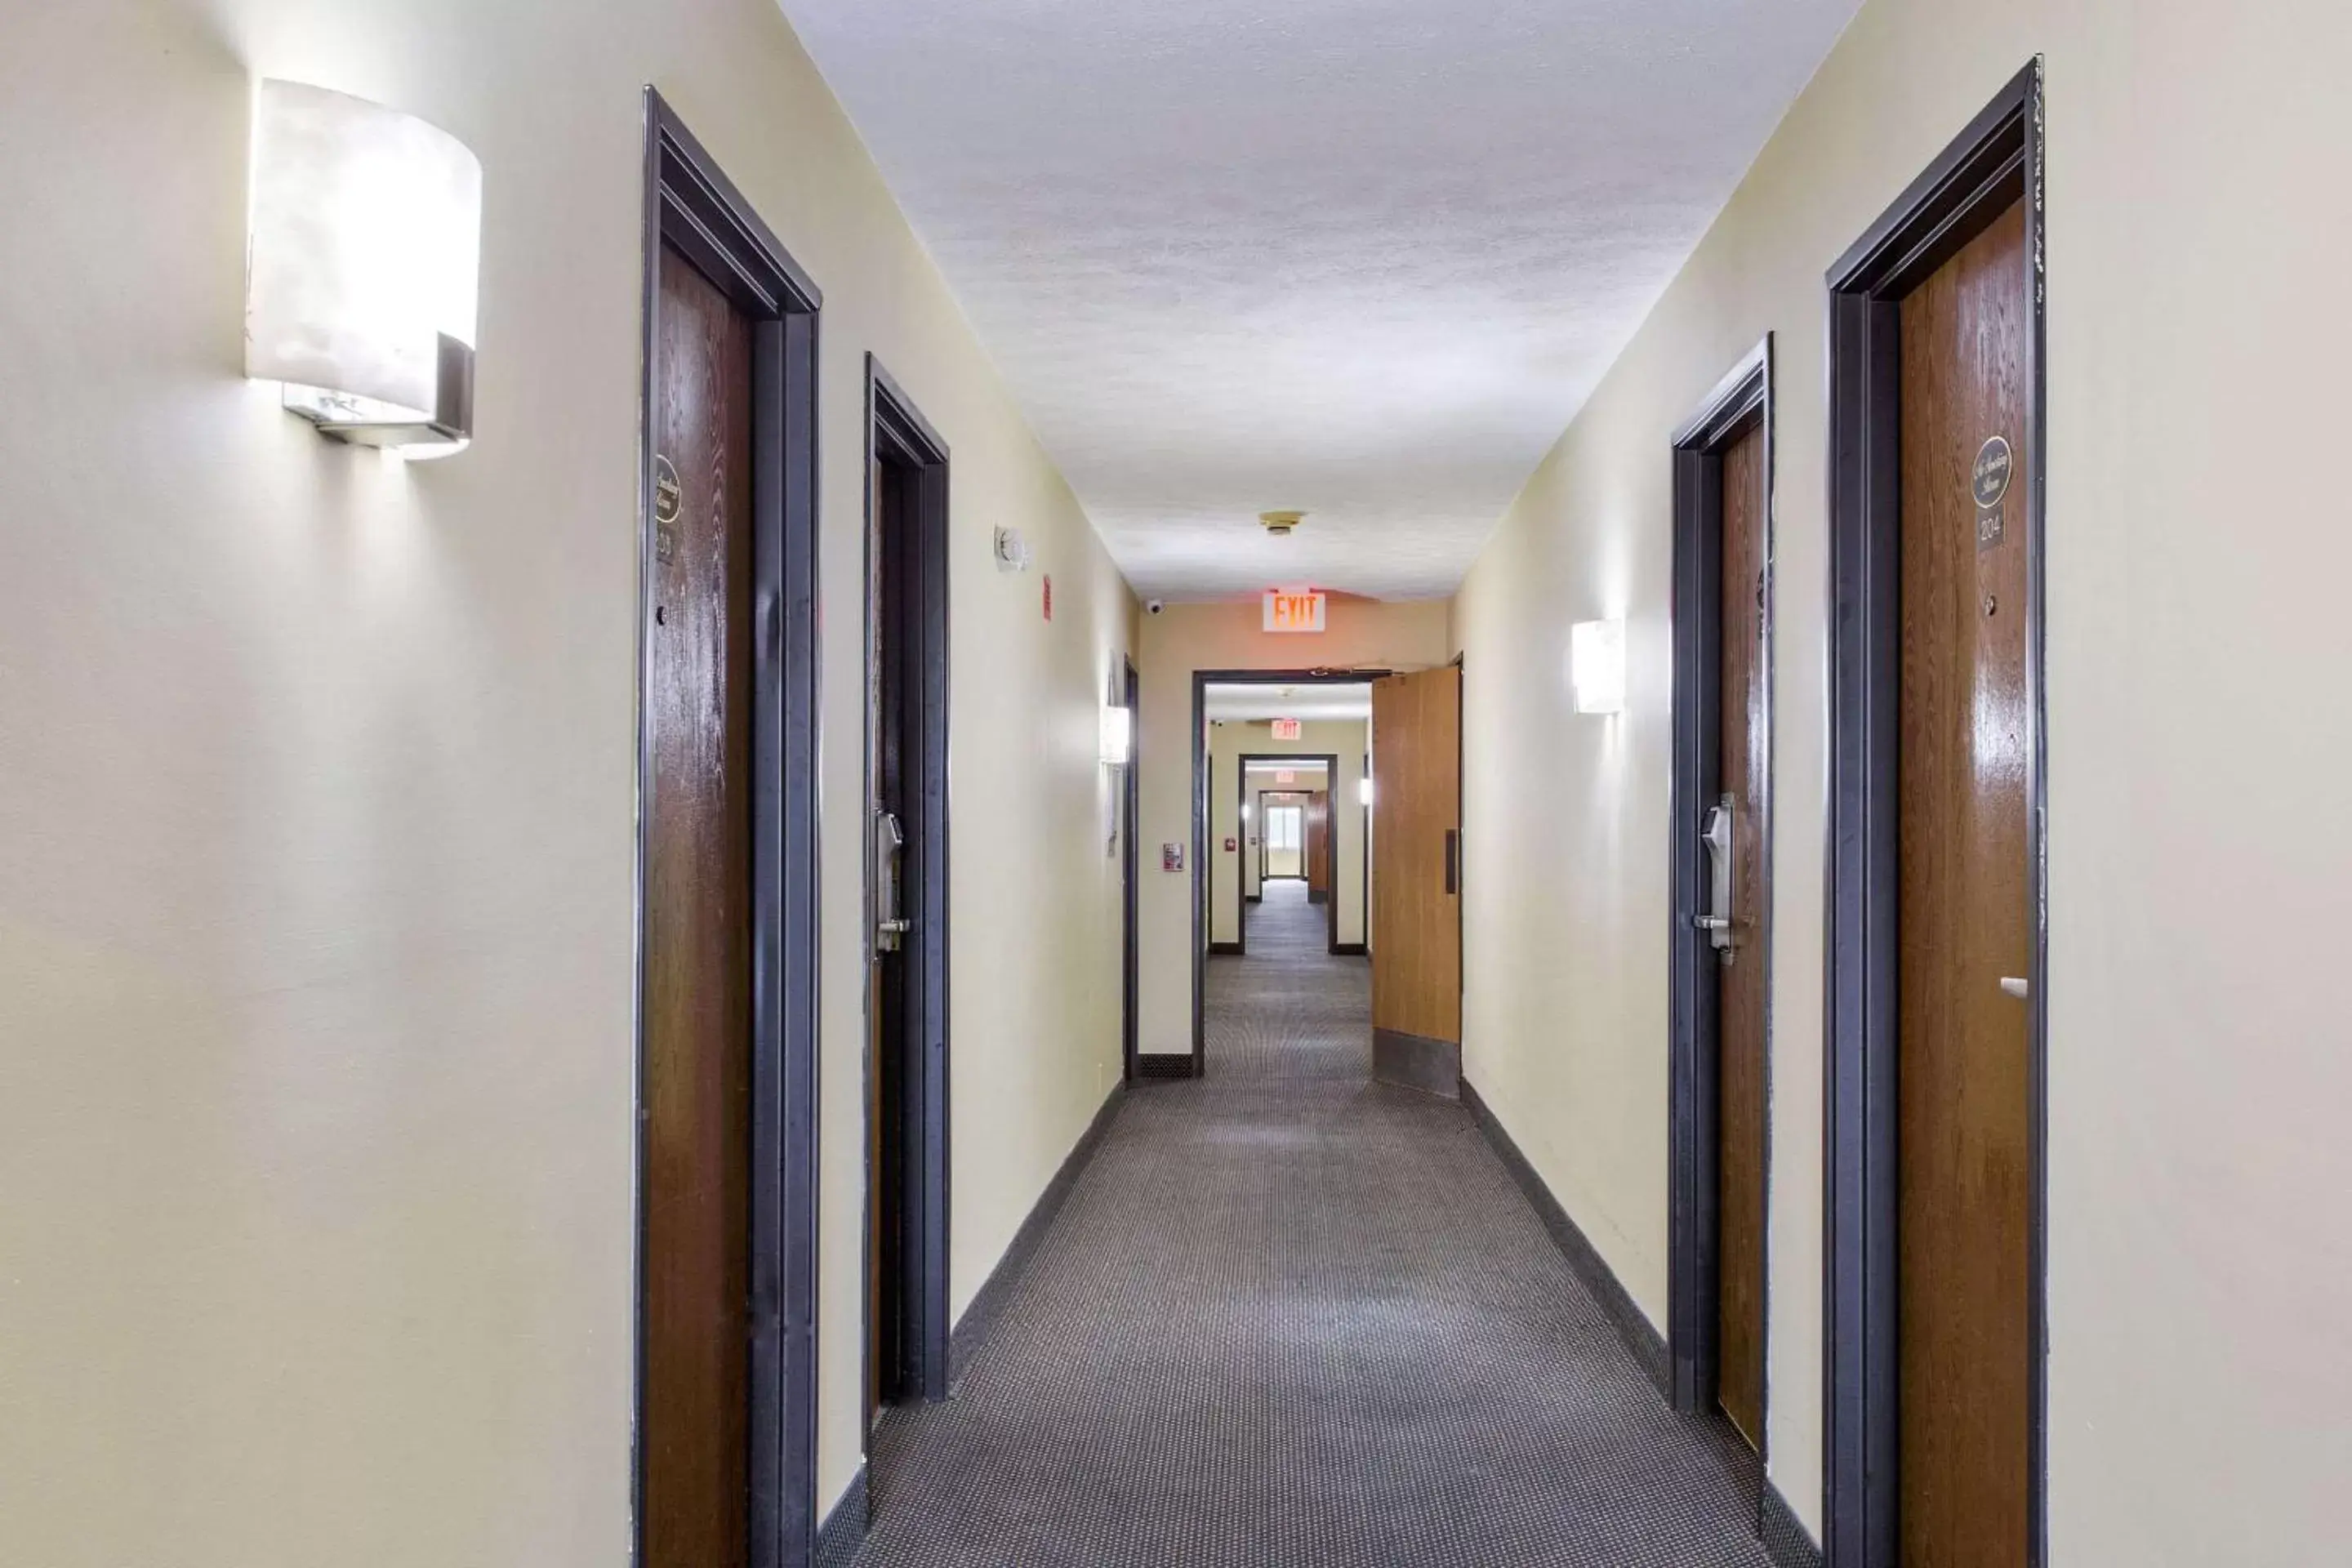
[1259,510,1306,537]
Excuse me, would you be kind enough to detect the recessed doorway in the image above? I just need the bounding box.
[634,94,823,1568]
[1823,61,2049,1568]
[1667,335,1777,1474]
[864,359,952,1418]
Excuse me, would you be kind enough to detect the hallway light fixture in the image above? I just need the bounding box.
[1570,618,1627,715]
[247,80,482,456]
[1099,703,1134,767]
[1359,777,1374,807]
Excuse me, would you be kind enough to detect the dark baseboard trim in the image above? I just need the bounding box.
[1330,942,1368,957]
[1137,1054,1196,1080]
[1209,941,1245,956]
[1307,889,1329,904]
[1460,1076,1672,1399]
[814,1463,868,1568]
[1762,1477,1823,1568]
[947,1081,1127,1386]
[1245,893,1263,904]
[1374,1027,1461,1099]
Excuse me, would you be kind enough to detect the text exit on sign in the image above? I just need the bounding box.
[1263,589,1327,634]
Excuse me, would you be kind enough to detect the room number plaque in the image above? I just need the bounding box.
[1973,434,2012,551]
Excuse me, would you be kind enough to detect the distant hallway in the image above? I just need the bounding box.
[853,880,1771,1565]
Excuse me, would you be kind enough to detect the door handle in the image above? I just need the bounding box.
[1999,976,2029,1000]
[875,809,907,954]
[1696,795,1736,964]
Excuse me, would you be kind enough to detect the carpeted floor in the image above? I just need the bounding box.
[849,880,1771,1566]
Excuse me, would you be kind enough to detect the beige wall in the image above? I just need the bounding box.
[1208,724,1370,947]
[1137,599,1447,1058]
[1453,0,2352,1556]
[0,0,1134,1561]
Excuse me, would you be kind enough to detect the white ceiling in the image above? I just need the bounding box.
[1205,682,1374,723]
[781,0,1860,600]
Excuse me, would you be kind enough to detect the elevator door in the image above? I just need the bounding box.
[1895,197,2033,1568]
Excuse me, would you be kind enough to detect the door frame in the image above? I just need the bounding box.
[862,357,954,1406]
[1666,336,1776,1455]
[1190,668,1388,1074]
[1820,59,2048,1568]
[1121,657,1141,1081]
[632,91,824,1568]
[1233,752,1340,956]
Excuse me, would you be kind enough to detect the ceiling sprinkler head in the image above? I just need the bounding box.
[1259,510,1306,537]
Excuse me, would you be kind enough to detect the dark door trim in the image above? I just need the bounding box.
[1667,336,1775,1457]
[1121,657,1141,1081]
[1189,668,1389,1074]
[1235,753,1340,956]
[635,91,824,1568]
[863,356,953,1405]
[1820,59,2047,1568]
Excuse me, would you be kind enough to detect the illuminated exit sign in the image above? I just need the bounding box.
[1271,719,1303,741]
[1263,589,1326,634]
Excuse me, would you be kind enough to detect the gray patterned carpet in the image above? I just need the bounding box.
[851,881,1771,1566]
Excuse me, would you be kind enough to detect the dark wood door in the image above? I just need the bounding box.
[869,452,913,1418]
[1305,790,1330,901]
[1896,198,2032,1568]
[1715,420,1769,1449]
[1371,667,1462,1058]
[643,243,755,1568]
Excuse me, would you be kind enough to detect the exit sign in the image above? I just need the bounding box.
[1271,718,1303,741]
[1263,589,1326,634]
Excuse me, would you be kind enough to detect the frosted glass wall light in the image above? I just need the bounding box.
[1570,618,1627,715]
[1099,704,1134,768]
[1358,776,1374,806]
[247,81,481,454]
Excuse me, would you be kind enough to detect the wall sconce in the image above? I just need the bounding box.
[246,80,482,456]
[1570,618,1627,715]
[1359,776,1374,807]
[1099,704,1134,768]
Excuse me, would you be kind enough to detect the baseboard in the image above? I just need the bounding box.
[1137,1054,1196,1080]
[948,1080,1129,1386]
[1307,889,1329,903]
[1374,1027,1461,1099]
[813,1463,868,1568]
[1245,893,1263,904]
[1209,941,1244,956]
[1330,942,1368,957]
[1761,1477,1823,1568]
[1459,1076,1672,1399]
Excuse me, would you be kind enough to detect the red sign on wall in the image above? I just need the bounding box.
[1263,589,1326,634]
[1271,718,1303,741]
[1276,769,1297,785]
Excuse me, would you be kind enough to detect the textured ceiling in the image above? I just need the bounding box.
[782,0,1859,599]
[1205,683,1374,723]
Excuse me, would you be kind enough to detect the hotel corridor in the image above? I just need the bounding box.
[850,882,1771,1566]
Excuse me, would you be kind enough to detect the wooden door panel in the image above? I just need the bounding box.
[1896,199,2032,1568]
[1716,421,1768,1448]
[1306,790,1330,898]
[643,244,754,1568]
[1371,667,1462,1049]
